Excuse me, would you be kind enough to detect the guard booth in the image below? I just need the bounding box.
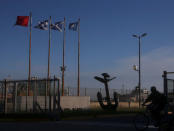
[162,71,174,112]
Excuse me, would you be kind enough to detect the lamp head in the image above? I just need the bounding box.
[133,65,138,71]
[141,33,147,37]
[132,34,138,38]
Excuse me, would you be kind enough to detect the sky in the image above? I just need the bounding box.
[1,0,174,92]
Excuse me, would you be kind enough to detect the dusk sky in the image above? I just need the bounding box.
[1,0,174,91]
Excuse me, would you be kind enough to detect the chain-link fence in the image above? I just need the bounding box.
[0,78,60,113]
[167,79,174,104]
[62,87,133,101]
[61,87,148,109]
[0,77,150,113]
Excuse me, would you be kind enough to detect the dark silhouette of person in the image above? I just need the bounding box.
[142,86,167,123]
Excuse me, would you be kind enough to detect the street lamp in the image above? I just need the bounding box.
[133,65,139,71]
[132,33,147,108]
[133,64,139,102]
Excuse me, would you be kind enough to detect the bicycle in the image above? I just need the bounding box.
[133,104,174,131]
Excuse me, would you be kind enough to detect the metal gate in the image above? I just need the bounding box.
[162,71,174,112]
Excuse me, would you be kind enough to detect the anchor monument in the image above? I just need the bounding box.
[94,73,118,110]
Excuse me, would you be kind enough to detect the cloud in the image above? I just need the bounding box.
[112,46,174,91]
[77,46,174,92]
[2,46,174,93]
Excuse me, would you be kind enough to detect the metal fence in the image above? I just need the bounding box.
[0,77,60,113]
[62,87,133,101]
[163,71,174,103]
[0,77,146,113]
[167,79,174,101]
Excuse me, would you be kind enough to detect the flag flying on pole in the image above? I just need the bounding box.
[69,22,78,31]
[51,21,64,32]
[15,16,29,27]
[34,20,49,30]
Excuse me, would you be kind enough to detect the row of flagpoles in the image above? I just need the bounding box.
[15,12,80,96]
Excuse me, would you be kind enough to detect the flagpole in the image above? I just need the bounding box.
[77,18,80,96]
[48,16,51,111]
[48,16,51,80]
[28,12,32,96]
[61,17,66,96]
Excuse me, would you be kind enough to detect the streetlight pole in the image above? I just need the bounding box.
[138,36,141,109]
[132,33,147,108]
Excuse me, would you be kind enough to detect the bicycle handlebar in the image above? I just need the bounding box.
[142,104,148,107]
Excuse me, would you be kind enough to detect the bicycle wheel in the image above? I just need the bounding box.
[133,113,149,131]
[158,123,170,131]
[158,115,174,131]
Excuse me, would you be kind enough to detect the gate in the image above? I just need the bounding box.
[162,71,174,112]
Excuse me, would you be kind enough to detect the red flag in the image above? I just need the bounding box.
[16,16,29,27]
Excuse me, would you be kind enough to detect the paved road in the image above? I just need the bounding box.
[0,116,158,131]
[0,121,158,131]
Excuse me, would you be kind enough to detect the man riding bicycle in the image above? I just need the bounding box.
[142,86,167,124]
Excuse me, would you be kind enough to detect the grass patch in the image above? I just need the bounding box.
[0,108,145,121]
[0,112,60,122]
[61,107,145,120]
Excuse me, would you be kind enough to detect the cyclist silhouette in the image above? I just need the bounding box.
[142,86,167,123]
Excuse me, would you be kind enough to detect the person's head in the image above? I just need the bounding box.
[151,86,157,93]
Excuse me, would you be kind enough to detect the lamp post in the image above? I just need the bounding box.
[133,64,139,102]
[132,33,147,108]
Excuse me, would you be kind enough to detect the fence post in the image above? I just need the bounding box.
[173,80,174,98]
[4,79,7,113]
[163,71,167,97]
[68,88,70,96]
[13,82,17,112]
[128,99,131,109]
[0,84,3,105]
[45,80,47,112]
[35,79,37,110]
[33,80,34,112]
[163,71,168,115]
[57,78,61,112]
[2,85,4,104]
[0,85,1,102]
[26,82,28,112]
[33,78,37,112]
[49,79,51,112]
[85,88,87,96]
[117,95,120,107]
[53,76,56,111]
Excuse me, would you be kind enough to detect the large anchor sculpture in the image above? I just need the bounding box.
[94,73,118,110]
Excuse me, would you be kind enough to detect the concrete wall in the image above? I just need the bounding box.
[14,96,90,111]
[60,96,90,110]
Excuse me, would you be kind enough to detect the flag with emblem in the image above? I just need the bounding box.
[34,20,48,30]
[69,22,78,31]
[51,21,64,32]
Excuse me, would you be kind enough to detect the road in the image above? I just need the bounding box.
[0,116,158,131]
[0,121,158,131]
